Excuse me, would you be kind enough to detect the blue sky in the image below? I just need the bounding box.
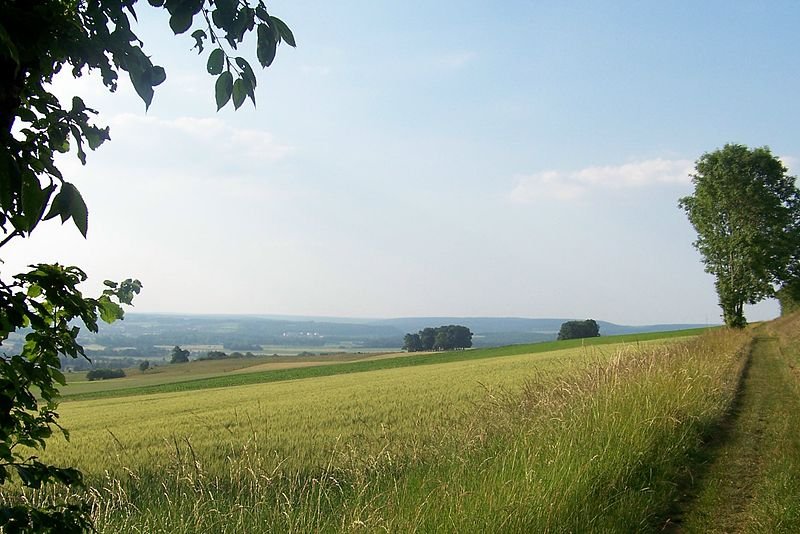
[6,1,800,324]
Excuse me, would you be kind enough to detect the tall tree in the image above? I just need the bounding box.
[0,1,294,530]
[402,333,423,352]
[679,144,800,328]
[449,325,473,350]
[419,327,437,351]
[433,329,451,351]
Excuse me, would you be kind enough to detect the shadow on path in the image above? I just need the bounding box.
[660,335,774,533]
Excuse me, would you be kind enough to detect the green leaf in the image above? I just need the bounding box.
[270,16,296,47]
[191,29,206,53]
[235,57,256,88]
[207,48,225,75]
[116,278,143,305]
[235,58,257,106]
[98,295,124,324]
[151,65,167,86]
[16,107,36,123]
[47,183,89,237]
[49,367,66,386]
[21,181,54,233]
[256,24,277,68]
[68,185,89,237]
[169,11,194,34]
[68,125,86,165]
[71,96,86,112]
[85,126,111,151]
[43,189,66,222]
[232,78,247,109]
[55,139,70,153]
[27,284,42,298]
[214,0,237,25]
[129,69,155,110]
[215,71,234,110]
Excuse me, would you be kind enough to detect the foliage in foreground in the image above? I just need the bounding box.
[0,269,139,532]
[777,280,800,316]
[1,1,294,530]
[6,329,750,532]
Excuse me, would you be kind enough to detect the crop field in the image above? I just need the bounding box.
[8,326,776,532]
[49,345,619,475]
[10,332,749,533]
[61,351,402,397]
[60,329,705,401]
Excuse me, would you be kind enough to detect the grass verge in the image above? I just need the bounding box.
[671,313,800,532]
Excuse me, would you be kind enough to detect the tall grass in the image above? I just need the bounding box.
[4,330,749,532]
[383,330,750,532]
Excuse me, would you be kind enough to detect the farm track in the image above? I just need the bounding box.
[664,332,793,532]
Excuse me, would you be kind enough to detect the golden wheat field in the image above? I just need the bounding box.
[16,331,757,533]
[48,345,605,476]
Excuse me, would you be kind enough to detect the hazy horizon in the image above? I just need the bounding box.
[117,310,714,328]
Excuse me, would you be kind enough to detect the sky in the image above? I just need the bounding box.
[5,1,800,325]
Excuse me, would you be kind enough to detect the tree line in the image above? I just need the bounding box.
[403,325,473,352]
[85,368,126,381]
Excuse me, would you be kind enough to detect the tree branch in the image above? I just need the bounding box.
[0,230,22,250]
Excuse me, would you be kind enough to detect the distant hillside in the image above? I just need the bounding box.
[4,313,708,358]
[52,313,709,355]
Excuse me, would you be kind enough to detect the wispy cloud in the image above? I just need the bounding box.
[508,158,694,204]
[110,114,293,163]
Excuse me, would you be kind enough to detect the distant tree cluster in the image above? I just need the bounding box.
[86,368,126,381]
[171,346,191,364]
[557,320,600,341]
[61,355,142,372]
[403,325,473,352]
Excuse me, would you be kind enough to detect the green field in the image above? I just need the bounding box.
[9,324,794,532]
[61,328,707,401]
[61,350,403,397]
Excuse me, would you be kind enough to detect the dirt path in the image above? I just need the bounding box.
[664,333,795,532]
